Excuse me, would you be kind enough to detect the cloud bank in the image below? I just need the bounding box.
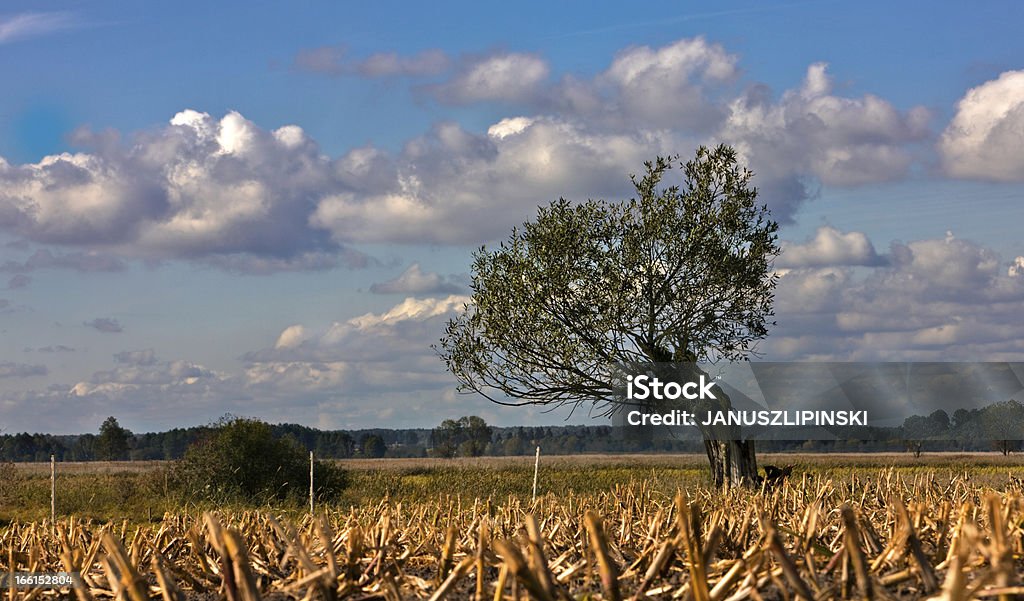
[7,295,475,432]
[4,227,1024,432]
[0,110,358,273]
[769,232,1024,361]
[0,36,952,275]
[0,362,47,378]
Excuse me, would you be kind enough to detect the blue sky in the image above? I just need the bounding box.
[2,1,1023,434]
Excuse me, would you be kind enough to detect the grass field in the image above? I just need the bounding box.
[3,453,1024,599]
[4,453,1024,524]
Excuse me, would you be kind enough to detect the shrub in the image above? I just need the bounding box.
[173,416,346,503]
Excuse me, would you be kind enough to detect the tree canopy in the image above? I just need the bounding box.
[439,145,780,487]
[174,416,347,502]
[430,416,493,457]
[96,416,131,461]
[439,145,779,416]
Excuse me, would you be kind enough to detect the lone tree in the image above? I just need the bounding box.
[439,145,779,487]
[980,400,1024,456]
[96,416,132,460]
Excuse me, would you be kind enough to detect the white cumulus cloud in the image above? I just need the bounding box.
[939,70,1024,181]
[594,37,739,130]
[0,110,362,272]
[720,63,930,192]
[427,53,550,104]
[312,118,673,244]
[779,226,885,268]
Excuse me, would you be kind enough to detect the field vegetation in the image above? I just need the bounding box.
[3,454,1024,599]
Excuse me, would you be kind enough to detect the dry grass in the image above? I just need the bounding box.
[4,466,1024,600]
[12,452,1024,475]
[11,462,168,476]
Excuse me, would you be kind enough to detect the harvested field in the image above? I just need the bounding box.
[4,466,1024,600]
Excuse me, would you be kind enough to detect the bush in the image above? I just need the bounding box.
[173,416,347,503]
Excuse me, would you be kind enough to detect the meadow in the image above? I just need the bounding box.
[2,453,1024,599]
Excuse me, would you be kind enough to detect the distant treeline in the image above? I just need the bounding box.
[2,399,1022,462]
[0,423,626,462]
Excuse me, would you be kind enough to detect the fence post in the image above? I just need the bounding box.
[532,446,540,502]
[50,454,55,523]
[309,451,314,514]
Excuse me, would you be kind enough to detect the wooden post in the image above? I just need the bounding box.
[532,446,540,502]
[50,454,55,523]
[309,451,314,514]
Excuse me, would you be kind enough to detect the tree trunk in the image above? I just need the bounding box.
[664,362,761,488]
[703,437,759,488]
[646,362,761,488]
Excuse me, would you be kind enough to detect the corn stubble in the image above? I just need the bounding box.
[3,470,1024,600]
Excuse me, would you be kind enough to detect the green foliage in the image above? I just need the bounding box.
[438,145,780,416]
[5,454,1024,523]
[900,401,1024,456]
[96,416,131,461]
[502,436,526,456]
[430,416,492,457]
[898,410,944,457]
[359,434,387,458]
[174,416,347,502]
[980,400,1024,455]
